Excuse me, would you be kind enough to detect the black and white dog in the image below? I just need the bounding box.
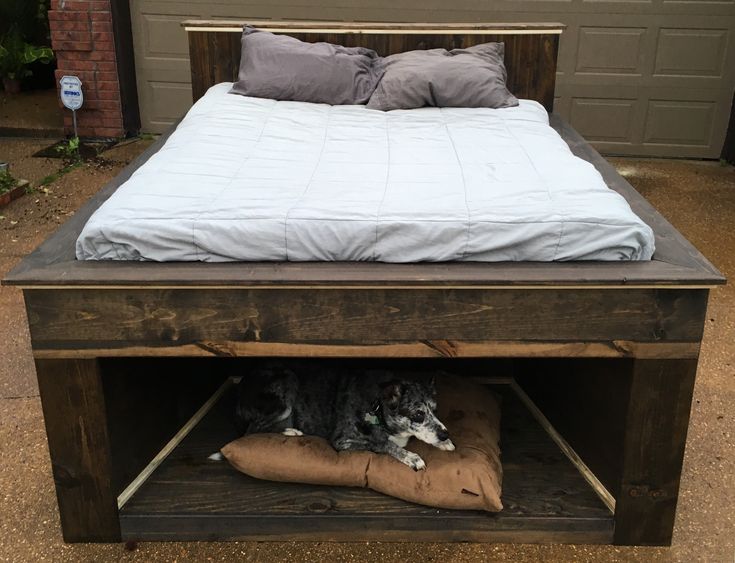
[233,362,455,471]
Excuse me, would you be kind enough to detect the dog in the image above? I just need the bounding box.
[233,362,455,471]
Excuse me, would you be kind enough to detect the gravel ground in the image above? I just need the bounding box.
[0,139,732,562]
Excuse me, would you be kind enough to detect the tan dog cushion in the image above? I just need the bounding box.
[221,375,502,512]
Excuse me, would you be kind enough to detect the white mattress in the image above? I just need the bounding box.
[76,83,655,262]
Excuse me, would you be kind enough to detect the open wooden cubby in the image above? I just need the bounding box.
[106,358,617,544]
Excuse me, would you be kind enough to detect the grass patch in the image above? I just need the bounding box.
[37,161,82,187]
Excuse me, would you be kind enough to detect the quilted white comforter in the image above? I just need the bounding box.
[76,83,655,262]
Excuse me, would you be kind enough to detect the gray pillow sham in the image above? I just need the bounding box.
[229,26,385,105]
[367,43,519,111]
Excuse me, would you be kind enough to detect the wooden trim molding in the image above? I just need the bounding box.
[181,20,566,34]
[31,340,701,360]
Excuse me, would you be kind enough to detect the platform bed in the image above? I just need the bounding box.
[3,22,725,546]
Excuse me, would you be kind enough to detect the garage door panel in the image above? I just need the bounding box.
[141,13,196,59]
[575,26,648,74]
[644,100,716,146]
[147,81,194,127]
[654,28,729,77]
[130,0,735,158]
[570,98,639,144]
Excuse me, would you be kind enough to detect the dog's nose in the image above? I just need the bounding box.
[437,428,449,442]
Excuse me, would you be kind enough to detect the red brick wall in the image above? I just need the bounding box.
[49,0,124,138]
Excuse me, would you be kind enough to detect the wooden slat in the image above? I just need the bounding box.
[181,21,566,33]
[119,385,613,543]
[23,287,708,352]
[6,261,724,288]
[31,340,701,360]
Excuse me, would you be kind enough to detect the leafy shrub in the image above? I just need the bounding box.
[0,170,18,195]
[0,29,54,80]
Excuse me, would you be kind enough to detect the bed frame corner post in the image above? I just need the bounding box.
[613,357,698,546]
[187,28,208,104]
[187,26,241,105]
[545,33,560,112]
[36,358,121,543]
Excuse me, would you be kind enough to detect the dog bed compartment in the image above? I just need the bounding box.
[221,375,503,512]
[116,372,614,543]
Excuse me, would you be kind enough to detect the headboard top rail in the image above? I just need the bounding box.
[181,20,565,34]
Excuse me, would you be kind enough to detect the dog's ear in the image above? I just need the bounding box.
[428,375,437,396]
[381,380,403,410]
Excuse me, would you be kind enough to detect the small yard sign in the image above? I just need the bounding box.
[60,75,83,110]
[59,75,83,137]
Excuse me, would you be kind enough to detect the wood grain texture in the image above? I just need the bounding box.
[613,359,698,546]
[23,287,708,353]
[119,384,613,543]
[2,118,723,288]
[187,27,559,110]
[35,359,120,542]
[30,340,701,360]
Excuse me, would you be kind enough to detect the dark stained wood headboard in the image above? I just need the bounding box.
[182,21,564,111]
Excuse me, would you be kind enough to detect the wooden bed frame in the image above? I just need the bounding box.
[3,21,725,546]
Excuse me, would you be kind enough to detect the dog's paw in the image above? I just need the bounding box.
[282,427,304,437]
[403,452,426,471]
[435,439,456,451]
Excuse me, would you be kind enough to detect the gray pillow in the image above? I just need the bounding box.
[229,27,385,105]
[367,43,519,111]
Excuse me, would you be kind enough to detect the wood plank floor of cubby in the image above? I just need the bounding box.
[119,383,614,543]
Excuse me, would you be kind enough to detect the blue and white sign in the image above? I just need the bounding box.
[59,75,83,110]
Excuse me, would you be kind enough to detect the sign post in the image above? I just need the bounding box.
[59,75,83,138]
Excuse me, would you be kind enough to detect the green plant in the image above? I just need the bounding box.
[0,170,18,195]
[38,162,82,187]
[0,28,53,80]
[54,136,81,163]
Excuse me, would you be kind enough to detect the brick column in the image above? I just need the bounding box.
[49,0,124,138]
